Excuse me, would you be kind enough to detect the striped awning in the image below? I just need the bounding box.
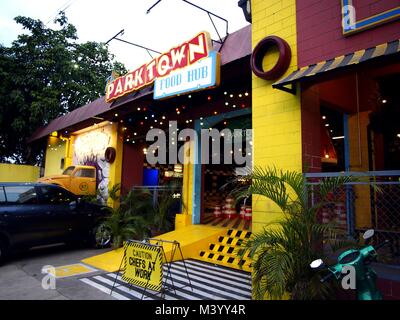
[273,39,400,92]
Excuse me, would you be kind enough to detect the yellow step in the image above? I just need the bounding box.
[197,250,252,272]
[217,236,245,246]
[227,229,252,239]
[208,243,250,258]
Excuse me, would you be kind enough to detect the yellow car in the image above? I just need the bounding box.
[38,165,97,196]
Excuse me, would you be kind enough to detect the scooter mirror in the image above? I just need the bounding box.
[310,259,324,269]
[363,229,375,240]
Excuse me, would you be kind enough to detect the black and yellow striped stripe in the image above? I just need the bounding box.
[273,39,400,90]
[196,228,252,272]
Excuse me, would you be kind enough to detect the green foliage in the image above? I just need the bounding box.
[0,11,126,164]
[149,185,182,234]
[233,167,357,300]
[96,183,182,248]
[108,183,121,202]
[103,188,153,248]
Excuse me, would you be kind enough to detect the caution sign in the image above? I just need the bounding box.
[121,241,163,292]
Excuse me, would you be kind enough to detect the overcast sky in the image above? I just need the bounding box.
[0,0,249,70]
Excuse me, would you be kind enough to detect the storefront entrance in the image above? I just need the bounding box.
[302,59,400,261]
[192,112,252,230]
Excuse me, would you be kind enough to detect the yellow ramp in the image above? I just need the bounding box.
[82,225,226,272]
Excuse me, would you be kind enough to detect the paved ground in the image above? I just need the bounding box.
[0,243,252,301]
[81,259,252,300]
[0,244,115,300]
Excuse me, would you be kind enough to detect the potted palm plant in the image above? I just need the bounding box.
[149,184,182,236]
[102,185,153,248]
[233,167,360,300]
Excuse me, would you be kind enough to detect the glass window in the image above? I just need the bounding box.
[62,166,75,176]
[75,168,95,178]
[0,187,6,203]
[39,186,75,205]
[4,186,38,204]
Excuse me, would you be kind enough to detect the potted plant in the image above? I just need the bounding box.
[149,184,182,236]
[233,167,359,300]
[102,186,153,248]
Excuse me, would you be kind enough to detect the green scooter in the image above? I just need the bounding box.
[310,229,390,300]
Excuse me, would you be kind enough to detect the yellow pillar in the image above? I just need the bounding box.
[64,135,75,169]
[176,141,193,229]
[107,122,123,208]
[252,0,301,234]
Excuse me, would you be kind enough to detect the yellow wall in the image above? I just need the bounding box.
[182,141,194,216]
[44,136,66,176]
[0,163,40,182]
[252,0,301,234]
[107,122,123,208]
[64,135,75,169]
[177,141,194,228]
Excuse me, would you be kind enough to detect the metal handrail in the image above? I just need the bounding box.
[305,170,400,178]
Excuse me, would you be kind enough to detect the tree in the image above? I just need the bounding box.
[0,12,126,164]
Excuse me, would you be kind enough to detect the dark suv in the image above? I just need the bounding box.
[0,183,111,263]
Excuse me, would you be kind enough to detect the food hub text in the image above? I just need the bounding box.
[106,32,213,102]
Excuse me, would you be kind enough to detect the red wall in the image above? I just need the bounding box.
[296,0,400,67]
[121,143,144,194]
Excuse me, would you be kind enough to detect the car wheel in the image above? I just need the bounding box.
[92,223,112,249]
[0,238,9,265]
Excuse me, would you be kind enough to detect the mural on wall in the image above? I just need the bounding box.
[73,124,112,203]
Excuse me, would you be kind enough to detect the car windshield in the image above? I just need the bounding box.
[62,166,75,176]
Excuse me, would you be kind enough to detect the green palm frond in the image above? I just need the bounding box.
[231,167,364,300]
[108,183,121,202]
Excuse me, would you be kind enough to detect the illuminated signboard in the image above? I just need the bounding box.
[105,32,220,102]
